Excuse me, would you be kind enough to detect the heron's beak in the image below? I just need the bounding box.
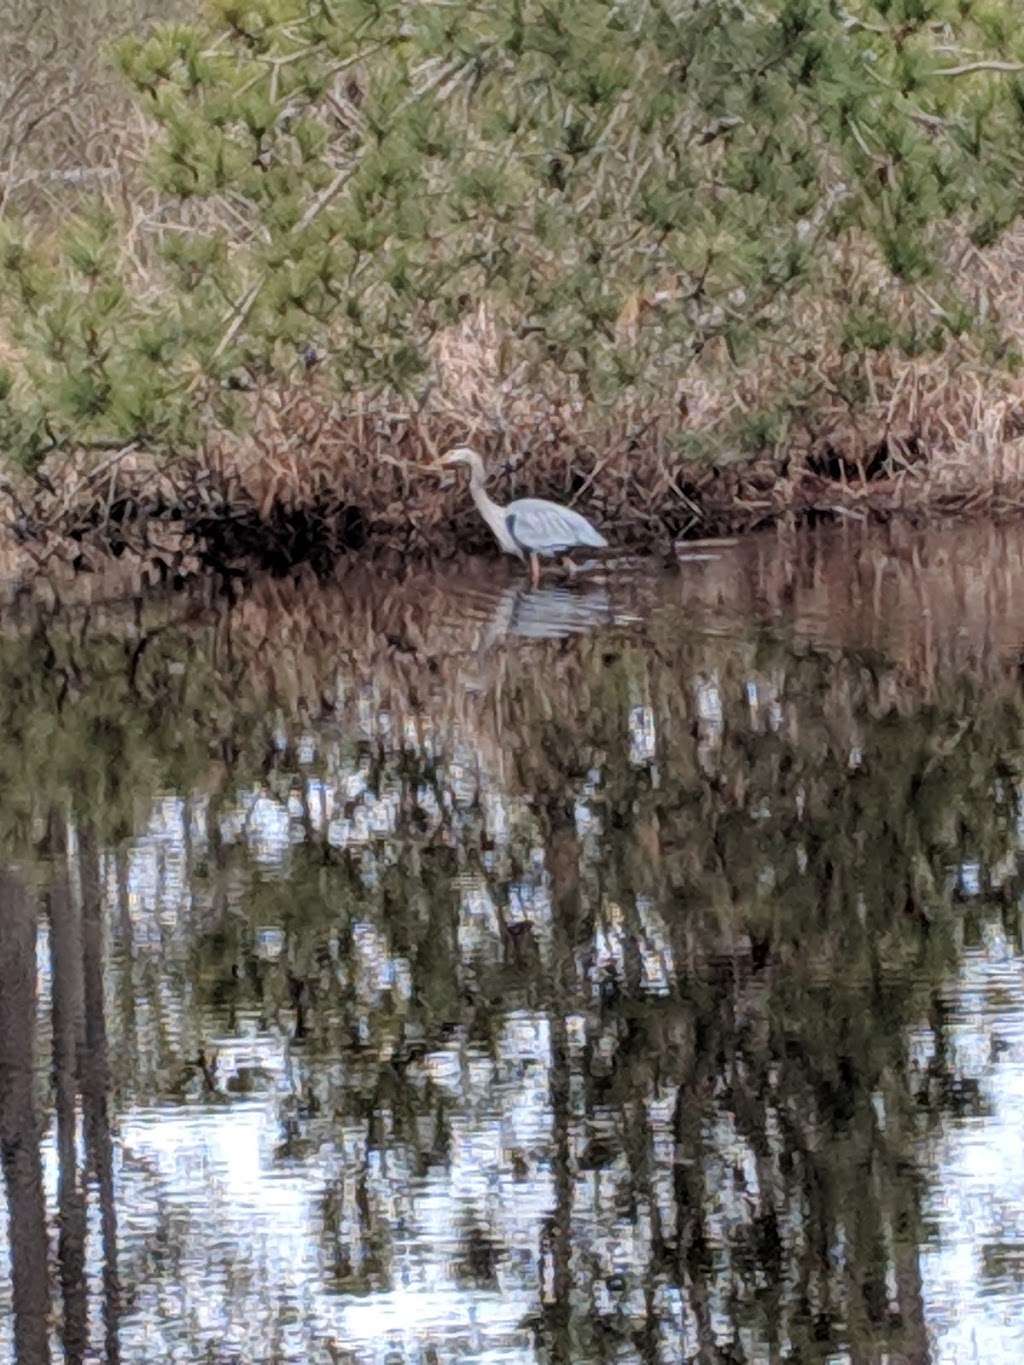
[432,458,458,489]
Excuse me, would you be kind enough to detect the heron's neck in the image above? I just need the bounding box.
[469,473,500,517]
[468,471,510,545]
[472,466,499,505]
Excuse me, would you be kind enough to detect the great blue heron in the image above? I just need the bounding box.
[438,445,608,586]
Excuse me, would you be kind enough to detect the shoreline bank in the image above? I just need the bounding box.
[5,449,1024,588]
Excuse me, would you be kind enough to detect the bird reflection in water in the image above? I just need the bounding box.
[479,580,626,646]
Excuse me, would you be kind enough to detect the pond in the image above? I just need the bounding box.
[2,522,1024,1364]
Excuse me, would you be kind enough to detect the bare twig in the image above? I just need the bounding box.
[934,60,1024,77]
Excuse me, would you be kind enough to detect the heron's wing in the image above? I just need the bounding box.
[505,498,608,553]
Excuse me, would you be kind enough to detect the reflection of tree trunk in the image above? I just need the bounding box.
[113,849,136,1097]
[798,1134,838,1353]
[542,803,581,1363]
[891,1196,929,1365]
[543,1012,574,1363]
[883,1087,930,1365]
[78,824,121,1365]
[672,1075,716,1361]
[622,1072,666,1364]
[0,867,52,1365]
[845,1140,888,1362]
[47,811,88,1364]
[728,1040,785,1358]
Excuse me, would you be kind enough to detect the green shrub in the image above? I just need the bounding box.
[3,0,1024,467]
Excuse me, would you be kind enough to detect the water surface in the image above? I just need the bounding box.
[2,523,1024,1363]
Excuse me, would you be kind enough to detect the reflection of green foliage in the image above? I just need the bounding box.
[0,608,265,852]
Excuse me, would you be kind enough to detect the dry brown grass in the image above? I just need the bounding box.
[0,0,188,215]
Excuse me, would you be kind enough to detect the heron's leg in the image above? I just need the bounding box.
[530,553,540,587]
[561,556,579,582]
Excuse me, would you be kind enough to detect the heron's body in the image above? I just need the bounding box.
[440,446,607,585]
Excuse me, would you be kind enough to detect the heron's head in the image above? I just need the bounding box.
[439,445,481,469]
[437,445,486,486]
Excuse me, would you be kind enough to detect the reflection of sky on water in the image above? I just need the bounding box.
[0,1028,553,1361]
[4,819,1023,1364]
[111,1093,542,1364]
[917,911,1024,1365]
